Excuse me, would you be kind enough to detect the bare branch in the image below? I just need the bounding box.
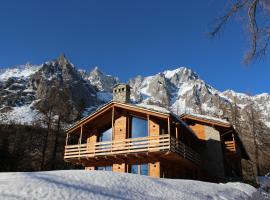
[210,0,248,37]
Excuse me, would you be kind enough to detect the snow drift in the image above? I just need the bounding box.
[0,170,259,200]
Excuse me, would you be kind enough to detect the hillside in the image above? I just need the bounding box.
[0,55,269,175]
[0,170,261,200]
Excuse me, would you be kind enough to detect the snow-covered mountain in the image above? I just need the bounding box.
[0,55,270,174]
[0,56,270,129]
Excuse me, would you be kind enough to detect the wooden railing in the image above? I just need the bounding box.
[64,134,200,165]
[224,141,236,153]
[170,137,200,164]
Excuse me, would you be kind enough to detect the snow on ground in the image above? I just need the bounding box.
[0,170,258,200]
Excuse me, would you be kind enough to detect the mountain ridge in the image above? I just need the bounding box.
[0,56,270,174]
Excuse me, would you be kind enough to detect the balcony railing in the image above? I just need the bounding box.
[64,134,200,165]
[224,140,241,157]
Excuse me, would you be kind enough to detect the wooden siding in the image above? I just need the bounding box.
[189,124,205,140]
[149,162,160,177]
[113,163,126,172]
[149,117,160,136]
[85,166,95,170]
[114,115,127,141]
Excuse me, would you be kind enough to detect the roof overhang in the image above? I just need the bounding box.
[180,114,231,128]
[66,101,172,133]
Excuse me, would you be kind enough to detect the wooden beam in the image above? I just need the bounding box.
[79,125,83,145]
[221,129,234,137]
[147,114,150,136]
[66,132,69,146]
[181,115,231,128]
[67,102,114,133]
[176,126,178,140]
[114,103,169,119]
[112,106,115,140]
[168,117,171,136]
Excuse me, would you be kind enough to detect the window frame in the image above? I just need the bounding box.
[128,115,148,139]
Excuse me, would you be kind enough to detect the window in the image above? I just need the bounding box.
[140,164,148,176]
[129,164,148,176]
[96,166,112,171]
[130,164,139,174]
[98,127,112,142]
[130,116,148,138]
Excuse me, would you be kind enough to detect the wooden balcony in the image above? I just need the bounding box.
[64,134,200,165]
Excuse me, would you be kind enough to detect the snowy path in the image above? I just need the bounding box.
[0,170,257,200]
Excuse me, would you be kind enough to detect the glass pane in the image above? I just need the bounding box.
[96,166,105,171]
[96,166,112,171]
[140,164,148,176]
[105,166,112,171]
[99,127,112,142]
[130,164,138,174]
[131,117,148,138]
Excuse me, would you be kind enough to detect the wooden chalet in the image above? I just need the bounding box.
[64,84,249,181]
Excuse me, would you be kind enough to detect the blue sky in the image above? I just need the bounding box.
[0,0,269,94]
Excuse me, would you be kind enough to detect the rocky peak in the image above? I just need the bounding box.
[163,67,199,83]
[57,54,69,67]
[87,66,119,92]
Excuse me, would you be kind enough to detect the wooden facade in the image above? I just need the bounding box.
[64,102,249,181]
[65,102,201,179]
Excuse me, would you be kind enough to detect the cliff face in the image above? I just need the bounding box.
[0,56,269,174]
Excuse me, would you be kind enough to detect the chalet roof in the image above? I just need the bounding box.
[67,101,179,131]
[180,113,231,127]
[181,113,250,160]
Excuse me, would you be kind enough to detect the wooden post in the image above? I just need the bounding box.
[167,117,170,136]
[112,106,115,140]
[147,114,150,136]
[66,132,69,146]
[79,125,83,145]
[168,117,171,149]
[175,126,178,139]
[78,125,83,160]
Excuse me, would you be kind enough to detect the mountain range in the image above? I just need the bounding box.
[0,55,269,128]
[0,55,269,173]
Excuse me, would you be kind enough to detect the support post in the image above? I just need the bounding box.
[79,125,83,160]
[168,117,171,149]
[168,117,171,136]
[79,125,83,145]
[147,114,150,136]
[66,132,69,146]
[112,106,115,140]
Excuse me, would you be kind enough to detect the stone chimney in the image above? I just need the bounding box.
[113,84,131,103]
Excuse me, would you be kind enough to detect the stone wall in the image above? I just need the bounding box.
[201,126,225,180]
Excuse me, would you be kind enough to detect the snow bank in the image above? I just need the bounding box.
[0,170,258,200]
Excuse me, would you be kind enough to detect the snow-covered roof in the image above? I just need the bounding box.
[181,113,230,126]
[134,103,171,114]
